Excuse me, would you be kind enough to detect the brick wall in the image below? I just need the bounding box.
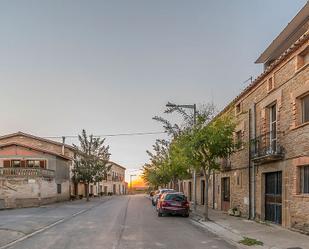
[183,37,309,232]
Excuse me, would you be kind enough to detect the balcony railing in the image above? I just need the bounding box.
[251,131,284,163]
[221,158,232,171]
[0,167,55,178]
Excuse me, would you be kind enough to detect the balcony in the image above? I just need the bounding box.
[0,167,55,178]
[221,158,232,171]
[251,131,284,164]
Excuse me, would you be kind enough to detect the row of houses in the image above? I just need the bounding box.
[180,3,309,234]
[0,131,127,209]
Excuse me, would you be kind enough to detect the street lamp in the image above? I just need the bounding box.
[130,174,137,193]
[165,102,197,212]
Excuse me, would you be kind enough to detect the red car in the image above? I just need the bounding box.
[156,192,190,217]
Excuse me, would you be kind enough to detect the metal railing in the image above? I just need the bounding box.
[221,158,232,171]
[251,131,284,160]
[0,167,55,178]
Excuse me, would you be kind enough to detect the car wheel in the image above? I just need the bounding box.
[183,213,189,218]
[158,210,163,217]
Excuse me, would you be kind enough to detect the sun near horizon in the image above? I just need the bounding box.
[131,176,147,188]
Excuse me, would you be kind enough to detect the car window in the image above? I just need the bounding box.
[164,194,186,201]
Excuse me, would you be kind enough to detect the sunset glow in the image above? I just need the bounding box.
[131,176,147,188]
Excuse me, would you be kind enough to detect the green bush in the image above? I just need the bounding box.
[239,237,263,246]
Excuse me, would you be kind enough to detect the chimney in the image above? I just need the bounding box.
[62,136,65,155]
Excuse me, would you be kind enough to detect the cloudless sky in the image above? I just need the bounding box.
[0,0,306,180]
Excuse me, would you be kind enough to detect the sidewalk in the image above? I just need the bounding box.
[191,205,309,249]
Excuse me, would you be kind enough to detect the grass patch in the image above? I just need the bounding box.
[239,237,264,246]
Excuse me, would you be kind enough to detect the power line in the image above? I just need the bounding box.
[43,131,166,139]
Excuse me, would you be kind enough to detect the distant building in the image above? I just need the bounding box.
[74,162,127,197]
[0,132,74,209]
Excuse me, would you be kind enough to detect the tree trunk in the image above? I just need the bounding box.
[85,183,89,201]
[74,182,78,196]
[203,168,209,221]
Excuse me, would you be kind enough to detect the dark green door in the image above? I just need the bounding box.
[265,171,282,224]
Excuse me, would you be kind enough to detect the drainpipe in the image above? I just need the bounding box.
[252,104,257,220]
[248,109,252,219]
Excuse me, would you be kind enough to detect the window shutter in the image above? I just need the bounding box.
[3,160,10,168]
[40,160,45,169]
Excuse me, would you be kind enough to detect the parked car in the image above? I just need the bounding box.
[151,189,175,206]
[156,192,190,217]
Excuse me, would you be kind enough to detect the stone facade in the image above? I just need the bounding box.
[0,132,73,209]
[182,5,309,233]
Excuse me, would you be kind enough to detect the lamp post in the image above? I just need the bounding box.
[130,174,137,194]
[165,103,197,212]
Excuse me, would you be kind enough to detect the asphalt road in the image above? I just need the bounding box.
[0,195,236,249]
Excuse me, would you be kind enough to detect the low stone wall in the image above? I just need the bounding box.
[0,177,70,209]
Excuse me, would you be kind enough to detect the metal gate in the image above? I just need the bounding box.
[265,171,282,224]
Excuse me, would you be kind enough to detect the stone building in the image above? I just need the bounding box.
[0,132,74,209]
[183,3,309,233]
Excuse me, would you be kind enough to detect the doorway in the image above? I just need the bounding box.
[221,177,230,211]
[265,171,282,224]
[188,182,192,201]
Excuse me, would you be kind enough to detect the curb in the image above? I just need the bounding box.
[189,213,267,249]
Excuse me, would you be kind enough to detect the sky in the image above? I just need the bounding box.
[0,0,307,182]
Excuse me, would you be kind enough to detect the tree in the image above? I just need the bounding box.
[188,116,236,220]
[72,129,111,201]
[144,103,216,190]
[142,139,171,188]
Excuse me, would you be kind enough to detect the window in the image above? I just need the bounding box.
[12,160,21,167]
[235,130,242,149]
[297,47,309,69]
[26,160,45,168]
[57,184,62,194]
[302,94,309,123]
[268,77,274,91]
[269,104,277,152]
[235,103,241,114]
[300,166,309,194]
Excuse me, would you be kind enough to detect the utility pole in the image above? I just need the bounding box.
[166,103,197,212]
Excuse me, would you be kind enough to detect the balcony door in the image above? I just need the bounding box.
[269,104,277,153]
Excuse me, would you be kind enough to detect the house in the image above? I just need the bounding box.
[0,132,75,209]
[183,3,309,233]
[74,161,127,197]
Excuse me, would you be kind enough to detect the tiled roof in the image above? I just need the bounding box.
[0,142,71,160]
[0,131,75,151]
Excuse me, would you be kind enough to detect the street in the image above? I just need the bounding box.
[0,195,236,249]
